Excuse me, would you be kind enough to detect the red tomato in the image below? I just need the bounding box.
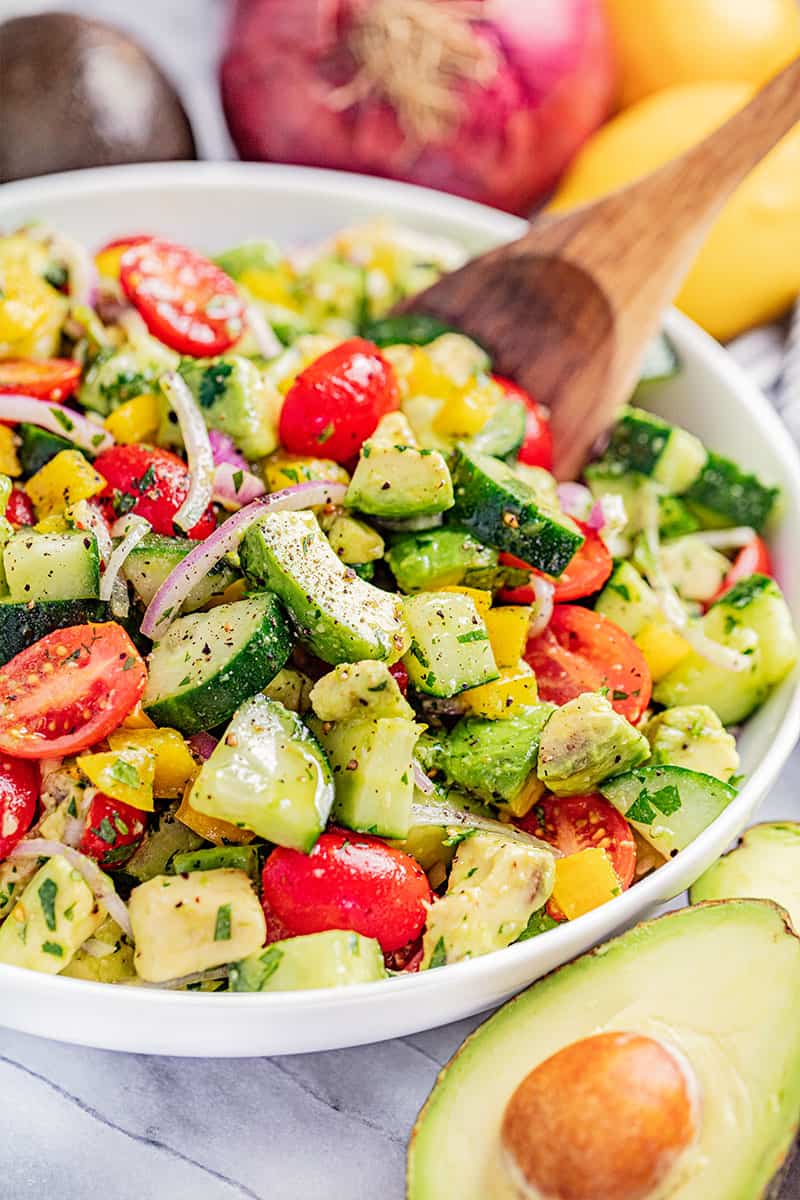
[97,235,153,254]
[524,604,652,724]
[518,794,637,890]
[93,444,216,539]
[79,792,147,868]
[119,238,245,357]
[389,661,409,696]
[261,829,432,953]
[5,487,35,527]
[710,536,772,604]
[279,338,399,464]
[500,523,612,604]
[493,375,553,470]
[0,358,81,402]
[0,755,39,861]
[0,623,147,759]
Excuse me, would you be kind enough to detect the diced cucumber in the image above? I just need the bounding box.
[17,423,76,475]
[684,452,779,532]
[230,930,386,992]
[402,591,498,697]
[585,466,700,538]
[122,533,239,613]
[633,332,681,391]
[4,530,100,602]
[0,598,109,665]
[176,355,280,459]
[594,561,660,637]
[311,715,422,838]
[122,809,203,883]
[189,695,333,852]
[709,574,798,686]
[360,313,456,348]
[345,412,453,519]
[386,528,498,593]
[468,397,526,460]
[240,510,409,665]
[172,845,260,881]
[658,495,701,539]
[604,407,707,494]
[450,446,584,576]
[143,594,292,735]
[0,854,105,974]
[600,765,736,859]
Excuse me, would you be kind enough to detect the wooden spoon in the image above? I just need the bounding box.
[397,57,800,479]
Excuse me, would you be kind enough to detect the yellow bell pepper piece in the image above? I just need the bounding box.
[34,513,70,533]
[108,728,198,799]
[25,450,106,518]
[485,606,532,669]
[635,620,691,681]
[0,259,69,359]
[121,702,156,730]
[77,747,156,813]
[176,786,255,846]
[432,381,498,438]
[263,452,350,494]
[438,586,492,620]
[103,393,161,444]
[0,428,21,478]
[203,579,249,609]
[551,847,622,920]
[239,264,300,310]
[461,663,539,720]
[500,774,546,820]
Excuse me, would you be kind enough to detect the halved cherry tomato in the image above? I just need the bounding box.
[0,755,39,861]
[500,523,612,604]
[524,604,652,724]
[518,794,637,890]
[0,358,81,401]
[0,623,147,759]
[93,444,216,539]
[119,238,245,357]
[5,487,35,527]
[261,829,432,953]
[710,535,772,604]
[79,791,147,869]
[493,375,553,470]
[389,660,409,696]
[279,337,399,464]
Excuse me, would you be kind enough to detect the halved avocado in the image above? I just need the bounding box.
[691,823,800,933]
[407,901,800,1200]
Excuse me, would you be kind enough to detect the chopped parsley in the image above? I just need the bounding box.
[41,941,64,957]
[38,878,58,931]
[214,903,232,941]
[428,937,448,969]
[197,361,233,408]
[456,630,489,644]
[108,758,141,789]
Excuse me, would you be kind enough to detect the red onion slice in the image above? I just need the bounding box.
[0,394,113,453]
[101,516,151,602]
[212,463,267,511]
[188,731,218,761]
[409,799,559,857]
[160,371,215,535]
[208,429,248,471]
[412,760,434,795]
[527,575,555,638]
[140,480,348,640]
[556,481,593,521]
[9,839,132,938]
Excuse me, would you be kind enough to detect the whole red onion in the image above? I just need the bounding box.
[220,0,614,214]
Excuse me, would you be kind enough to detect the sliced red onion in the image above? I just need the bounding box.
[557,481,593,521]
[160,371,215,534]
[9,839,132,938]
[0,394,113,453]
[101,516,151,603]
[409,798,559,857]
[246,302,282,359]
[208,429,248,471]
[73,500,113,564]
[527,575,555,638]
[587,499,607,531]
[212,463,267,511]
[141,480,348,640]
[692,526,757,549]
[188,731,218,761]
[412,760,434,795]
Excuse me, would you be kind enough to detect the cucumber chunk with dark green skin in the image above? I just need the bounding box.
[122,533,239,612]
[386,528,498,593]
[600,764,736,859]
[468,398,526,460]
[4,529,100,602]
[684,452,779,532]
[17,423,77,474]
[0,598,109,664]
[360,313,458,347]
[450,446,584,576]
[603,407,707,494]
[142,593,292,735]
[172,845,260,880]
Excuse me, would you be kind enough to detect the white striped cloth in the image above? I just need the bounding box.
[728,298,800,437]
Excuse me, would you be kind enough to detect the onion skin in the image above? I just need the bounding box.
[220,0,614,215]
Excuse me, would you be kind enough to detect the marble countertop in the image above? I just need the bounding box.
[3,1,800,1195]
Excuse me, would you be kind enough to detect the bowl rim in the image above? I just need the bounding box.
[1,160,799,1022]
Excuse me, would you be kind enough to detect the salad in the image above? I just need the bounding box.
[0,220,794,993]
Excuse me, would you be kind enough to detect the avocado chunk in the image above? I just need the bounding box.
[310,661,414,721]
[386,527,500,594]
[241,509,409,665]
[230,930,386,992]
[691,823,800,930]
[323,513,384,565]
[0,854,105,973]
[536,694,649,796]
[346,412,454,518]
[79,342,177,415]
[176,355,281,459]
[421,832,555,969]
[645,705,739,782]
[408,901,800,1200]
[61,917,135,984]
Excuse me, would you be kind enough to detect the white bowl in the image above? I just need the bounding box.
[1,163,799,1056]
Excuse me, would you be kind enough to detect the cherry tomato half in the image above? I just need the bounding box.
[79,792,147,868]
[0,358,81,402]
[119,238,245,357]
[0,755,39,861]
[279,338,399,464]
[500,523,612,605]
[0,623,147,759]
[94,444,216,539]
[524,604,652,724]
[493,375,553,470]
[5,487,35,527]
[518,794,637,890]
[389,661,409,697]
[261,829,432,953]
[710,536,772,604]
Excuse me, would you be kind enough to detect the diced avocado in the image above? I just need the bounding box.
[262,667,313,714]
[646,535,729,603]
[171,845,260,881]
[691,822,800,930]
[346,412,453,518]
[402,591,498,697]
[537,694,649,797]
[309,661,414,721]
[79,343,177,415]
[241,510,409,665]
[122,533,240,613]
[212,240,281,279]
[604,407,707,494]
[600,764,736,858]
[4,529,100,602]
[311,715,422,838]
[709,574,798,686]
[122,809,203,884]
[323,514,384,565]
[175,355,281,459]
[0,854,104,974]
[189,695,333,852]
[645,705,739,782]
[408,902,800,1200]
[17,423,77,475]
[230,930,386,992]
[386,527,500,594]
[129,869,266,983]
[684,452,779,532]
[594,561,661,638]
[420,833,554,968]
[61,917,136,984]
